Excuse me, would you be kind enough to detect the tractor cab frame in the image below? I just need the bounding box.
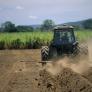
[41,25,79,62]
[52,26,76,46]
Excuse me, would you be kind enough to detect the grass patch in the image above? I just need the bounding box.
[0,29,92,49]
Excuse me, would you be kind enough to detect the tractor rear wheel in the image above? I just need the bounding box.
[72,44,88,58]
[41,46,49,61]
[79,44,88,55]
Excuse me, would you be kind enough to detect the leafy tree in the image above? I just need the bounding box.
[1,21,17,32]
[83,19,92,29]
[41,19,55,30]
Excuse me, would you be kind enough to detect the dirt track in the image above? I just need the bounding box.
[0,50,41,92]
[0,49,92,92]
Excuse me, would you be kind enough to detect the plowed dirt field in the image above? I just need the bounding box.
[0,49,92,92]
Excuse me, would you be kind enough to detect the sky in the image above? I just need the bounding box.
[0,0,92,25]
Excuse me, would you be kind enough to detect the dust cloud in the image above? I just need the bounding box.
[46,40,92,75]
[46,57,90,75]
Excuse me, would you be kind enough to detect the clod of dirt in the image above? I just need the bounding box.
[19,69,22,71]
[38,68,92,92]
[35,78,38,81]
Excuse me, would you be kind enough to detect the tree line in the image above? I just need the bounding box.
[0,19,55,32]
[0,19,92,32]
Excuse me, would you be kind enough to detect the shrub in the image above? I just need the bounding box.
[0,41,5,49]
[33,38,43,49]
[25,39,33,49]
[10,39,22,49]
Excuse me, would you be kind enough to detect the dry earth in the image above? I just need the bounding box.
[0,50,41,92]
[0,49,92,92]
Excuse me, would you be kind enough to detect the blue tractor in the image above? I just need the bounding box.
[41,25,87,63]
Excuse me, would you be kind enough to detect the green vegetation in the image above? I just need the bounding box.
[75,29,92,42]
[1,21,17,32]
[0,29,92,49]
[41,19,55,30]
[0,19,55,32]
[0,19,92,33]
[0,31,52,49]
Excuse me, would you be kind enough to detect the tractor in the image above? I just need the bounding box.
[41,25,88,65]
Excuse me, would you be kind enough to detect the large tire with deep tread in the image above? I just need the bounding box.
[79,44,88,55]
[41,46,49,61]
[73,46,80,56]
[73,44,88,58]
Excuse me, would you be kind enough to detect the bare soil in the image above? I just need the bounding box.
[0,50,41,92]
[0,49,92,92]
[38,68,92,92]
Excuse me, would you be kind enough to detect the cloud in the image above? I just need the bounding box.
[16,6,24,10]
[29,16,38,19]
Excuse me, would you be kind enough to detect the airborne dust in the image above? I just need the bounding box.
[45,40,92,75]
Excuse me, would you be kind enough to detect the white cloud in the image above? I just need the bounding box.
[29,16,38,19]
[16,6,24,10]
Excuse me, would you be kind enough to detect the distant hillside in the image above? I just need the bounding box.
[63,18,92,28]
[63,21,83,27]
[31,25,41,29]
[31,18,92,29]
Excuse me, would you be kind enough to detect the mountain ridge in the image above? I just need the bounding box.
[31,18,92,28]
